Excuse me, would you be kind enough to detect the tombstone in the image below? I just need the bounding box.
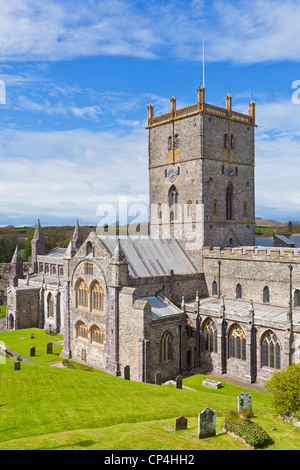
[30,333,34,339]
[202,379,222,389]
[124,365,130,380]
[175,375,183,389]
[30,346,35,357]
[175,416,188,431]
[238,391,252,412]
[155,371,162,385]
[14,361,21,370]
[198,407,216,439]
[47,342,53,354]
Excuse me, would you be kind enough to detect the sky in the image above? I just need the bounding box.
[1,0,300,227]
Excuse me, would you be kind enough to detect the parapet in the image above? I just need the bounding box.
[203,246,300,262]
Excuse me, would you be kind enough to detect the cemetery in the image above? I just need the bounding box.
[0,327,299,450]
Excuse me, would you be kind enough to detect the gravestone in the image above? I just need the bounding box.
[30,346,35,357]
[47,342,53,354]
[238,391,252,412]
[175,375,183,389]
[202,379,222,389]
[175,416,188,431]
[155,371,162,385]
[124,365,130,380]
[198,407,216,439]
[30,333,34,339]
[14,361,21,370]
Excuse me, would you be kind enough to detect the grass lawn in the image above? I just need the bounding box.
[0,328,299,450]
[0,306,6,319]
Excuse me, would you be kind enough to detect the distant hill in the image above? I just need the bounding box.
[255,217,286,227]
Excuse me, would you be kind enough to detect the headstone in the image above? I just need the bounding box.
[14,361,21,370]
[155,371,162,385]
[175,416,188,431]
[47,342,53,354]
[124,365,130,380]
[30,346,35,357]
[198,407,216,439]
[238,391,252,412]
[30,333,34,339]
[202,379,222,389]
[175,375,183,389]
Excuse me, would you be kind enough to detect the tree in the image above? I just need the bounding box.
[264,363,300,417]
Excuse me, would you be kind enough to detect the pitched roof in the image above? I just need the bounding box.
[99,236,198,278]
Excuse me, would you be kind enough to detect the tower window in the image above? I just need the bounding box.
[212,280,218,296]
[294,289,300,307]
[243,201,247,217]
[236,283,242,299]
[263,286,270,304]
[224,133,229,149]
[231,135,235,149]
[226,183,233,220]
[174,134,179,150]
[213,198,217,215]
[169,185,179,221]
[177,166,180,175]
[168,136,172,152]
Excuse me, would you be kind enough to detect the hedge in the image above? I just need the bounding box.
[224,418,271,448]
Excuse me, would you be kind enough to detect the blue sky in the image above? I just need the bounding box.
[0,0,300,227]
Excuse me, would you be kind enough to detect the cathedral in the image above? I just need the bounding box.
[5,85,300,385]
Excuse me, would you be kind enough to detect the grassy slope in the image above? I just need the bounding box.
[0,329,299,450]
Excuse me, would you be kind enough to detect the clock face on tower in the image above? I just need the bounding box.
[225,167,235,183]
[167,168,177,183]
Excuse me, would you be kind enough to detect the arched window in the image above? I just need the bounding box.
[168,136,172,152]
[174,134,179,150]
[294,289,300,307]
[161,330,172,362]
[86,241,93,256]
[229,324,246,360]
[236,283,242,299]
[231,135,235,149]
[212,280,218,296]
[76,279,88,308]
[263,286,270,304]
[47,293,54,318]
[168,185,179,221]
[90,281,104,312]
[203,318,217,353]
[90,325,104,345]
[226,183,233,220]
[262,331,281,369]
[224,133,229,149]
[76,321,88,340]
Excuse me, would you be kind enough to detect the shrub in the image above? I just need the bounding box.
[224,417,271,448]
[240,409,255,419]
[264,363,300,417]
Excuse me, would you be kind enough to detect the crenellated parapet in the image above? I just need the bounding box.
[203,246,300,263]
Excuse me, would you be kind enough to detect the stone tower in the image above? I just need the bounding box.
[147,85,256,269]
[31,219,46,273]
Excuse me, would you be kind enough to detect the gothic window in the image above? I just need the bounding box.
[174,134,179,150]
[229,324,246,360]
[203,318,218,353]
[76,279,88,308]
[90,281,104,313]
[262,331,281,369]
[212,280,218,296]
[224,133,229,149]
[168,136,172,152]
[90,325,104,345]
[231,135,235,149]
[243,201,247,217]
[168,185,179,221]
[263,286,270,304]
[86,241,93,256]
[236,283,242,299]
[294,289,300,307]
[76,321,88,340]
[47,293,54,318]
[84,263,93,275]
[226,183,233,220]
[161,330,172,362]
[177,166,180,175]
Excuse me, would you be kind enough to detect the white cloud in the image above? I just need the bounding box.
[0,127,148,224]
